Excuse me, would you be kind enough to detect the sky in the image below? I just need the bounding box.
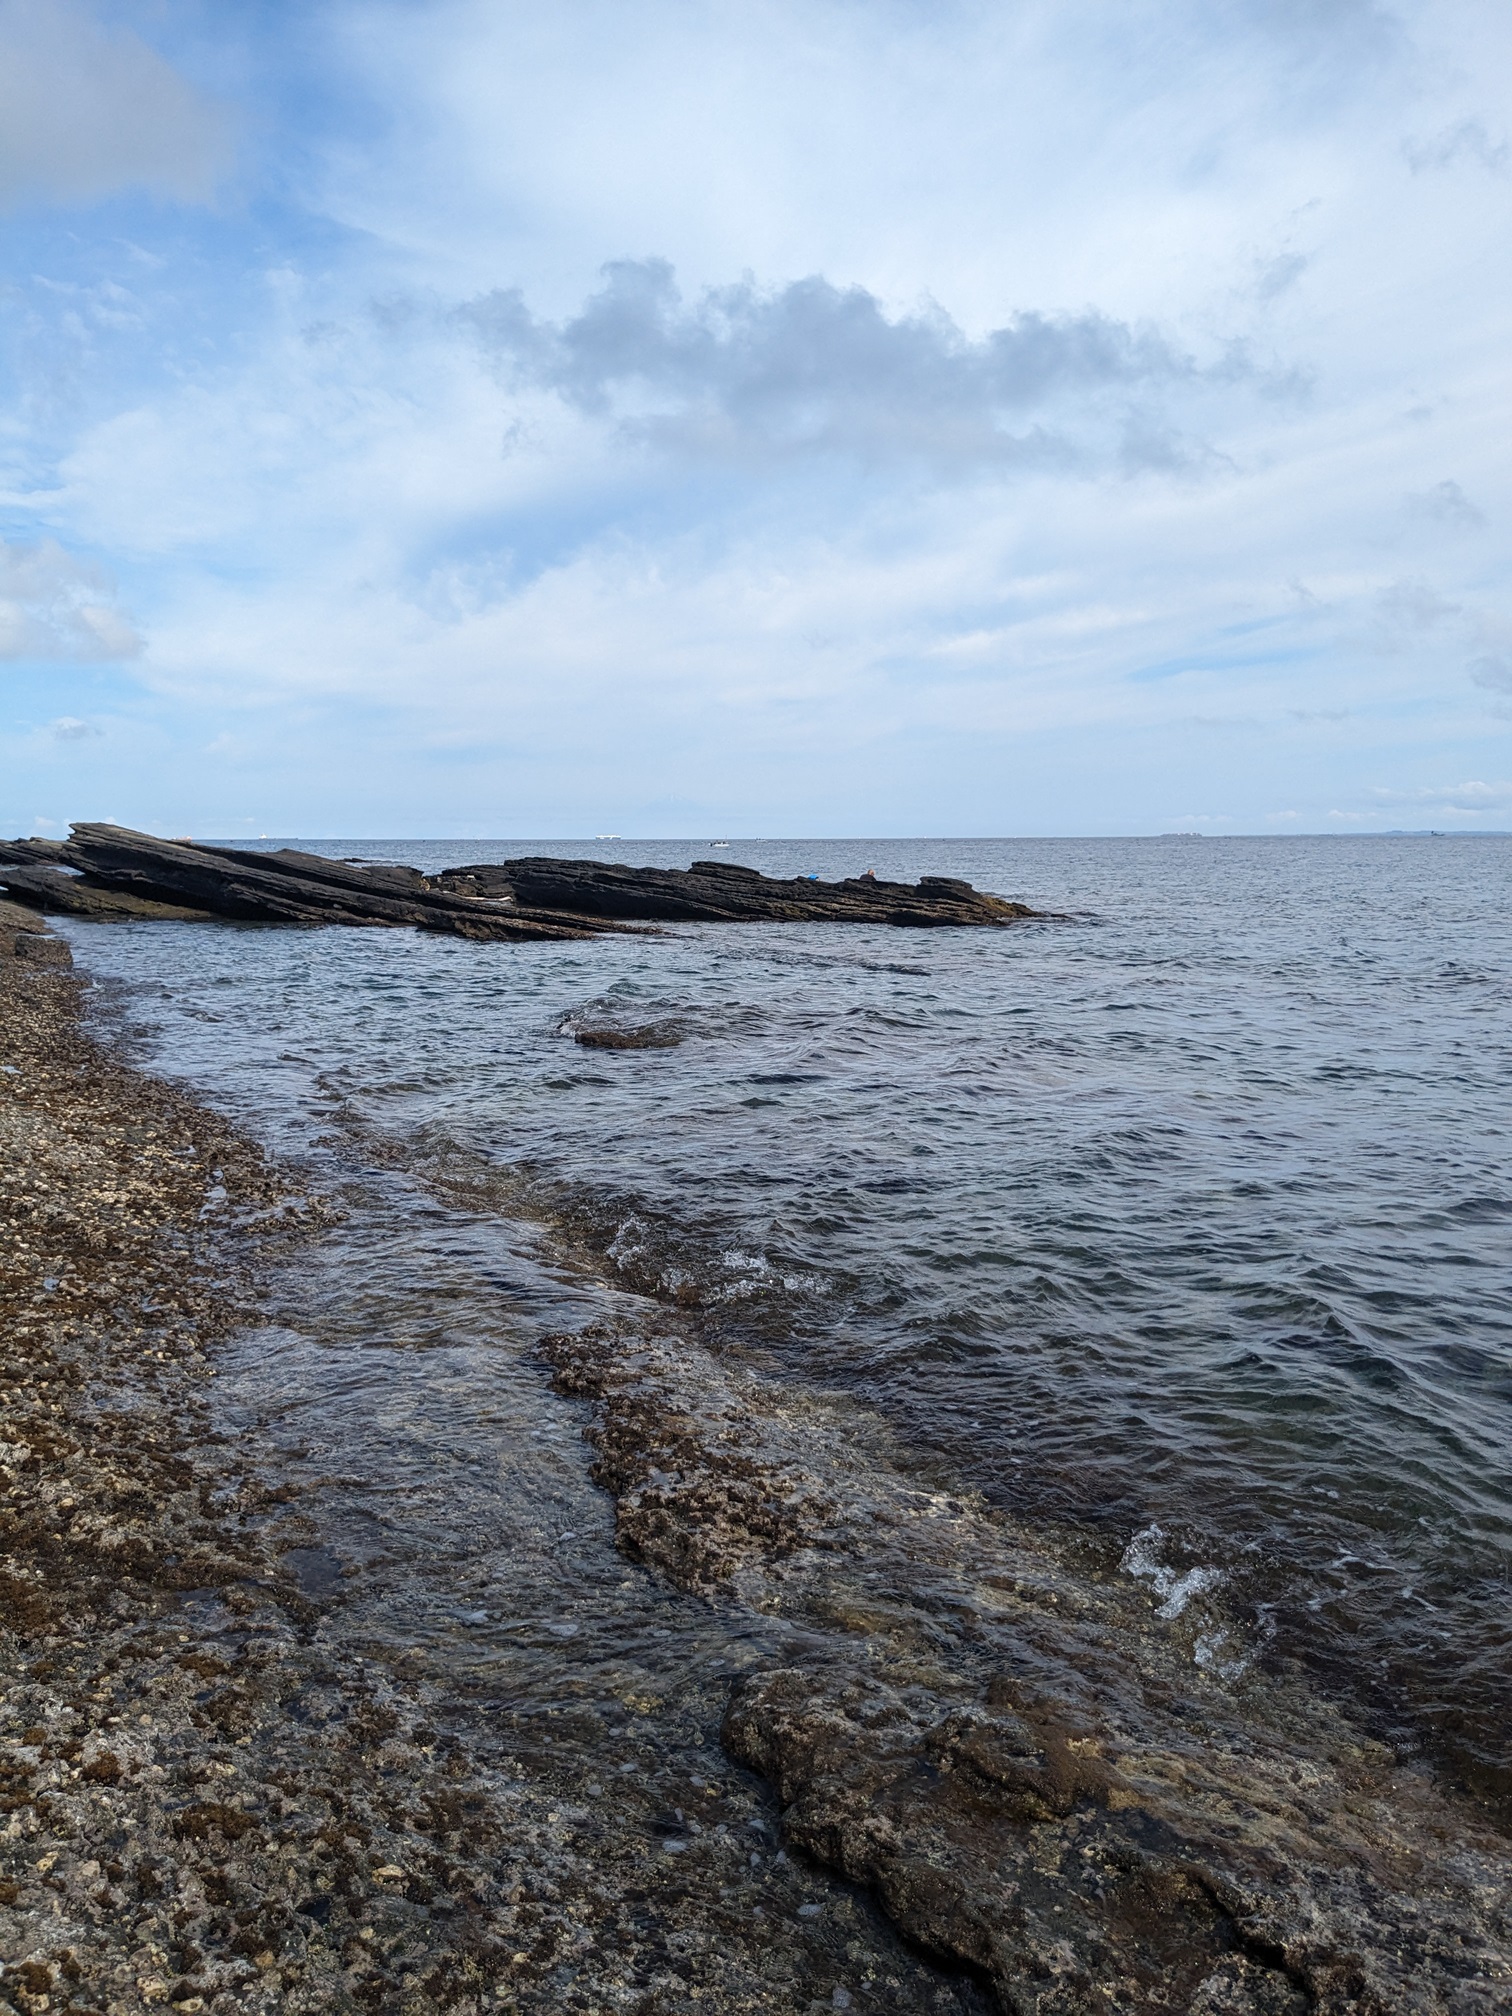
[1,0,1510,838]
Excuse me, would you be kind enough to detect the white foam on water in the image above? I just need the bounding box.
[1120,1522,1228,1623]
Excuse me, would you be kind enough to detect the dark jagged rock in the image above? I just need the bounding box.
[197,841,436,901]
[56,824,622,942]
[31,825,1036,939]
[559,1005,687,1049]
[0,837,68,866]
[570,1022,686,1049]
[436,855,1036,927]
[0,864,215,922]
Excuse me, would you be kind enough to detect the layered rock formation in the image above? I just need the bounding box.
[0,826,1035,936]
[0,865,214,923]
[0,825,623,942]
[439,855,1034,926]
[0,838,68,867]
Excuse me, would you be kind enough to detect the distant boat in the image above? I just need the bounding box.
[711,840,731,848]
[595,833,621,840]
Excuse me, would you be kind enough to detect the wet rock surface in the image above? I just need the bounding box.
[558,1011,688,1051]
[542,1323,1512,2014]
[437,858,1034,928]
[0,956,993,2016]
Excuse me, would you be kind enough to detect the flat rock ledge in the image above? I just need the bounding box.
[543,1322,1512,2016]
[0,826,1035,938]
[0,901,73,966]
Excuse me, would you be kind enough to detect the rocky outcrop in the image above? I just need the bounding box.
[1,828,1032,936]
[0,838,68,866]
[0,864,214,922]
[0,825,628,941]
[543,1321,1512,2016]
[437,856,1035,926]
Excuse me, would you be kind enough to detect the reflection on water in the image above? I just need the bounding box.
[69,834,1512,1806]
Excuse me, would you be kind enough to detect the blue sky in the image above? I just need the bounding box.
[1,0,1509,837]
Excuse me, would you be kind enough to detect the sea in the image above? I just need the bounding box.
[63,835,1512,1815]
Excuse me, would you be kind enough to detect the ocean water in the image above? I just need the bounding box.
[65,835,1512,1811]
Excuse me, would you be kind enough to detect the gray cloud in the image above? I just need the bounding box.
[1470,655,1512,696]
[459,259,1248,472]
[1374,578,1460,633]
[0,539,142,661]
[0,0,229,207]
[1406,479,1485,529]
[50,715,102,740]
[1254,251,1309,303]
[1403,119,1509,176]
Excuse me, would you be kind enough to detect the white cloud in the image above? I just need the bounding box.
[0,0,229,207]
[1365,778,1512,814]
[5,0,1512,832]
[0,539,142,661]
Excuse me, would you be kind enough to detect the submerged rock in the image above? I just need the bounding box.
[542,1321,1512,2015]
[0,958,982,2016]
[563,1016,688,1049]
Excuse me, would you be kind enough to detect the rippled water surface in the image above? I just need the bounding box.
[67,836,1512,1802]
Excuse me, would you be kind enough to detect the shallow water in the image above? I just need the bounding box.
[66,835,1512,1806]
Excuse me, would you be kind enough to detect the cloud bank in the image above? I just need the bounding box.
[459,261,1241,472]
[1,0,1511,835]
[0,0,228,207]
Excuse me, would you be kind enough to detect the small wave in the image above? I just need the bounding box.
[1120,1522,1227,1621]
[604,1219,829,1303]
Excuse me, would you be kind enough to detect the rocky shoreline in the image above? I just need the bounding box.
[0,925,988,2016]
[5,922,1512,2015]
